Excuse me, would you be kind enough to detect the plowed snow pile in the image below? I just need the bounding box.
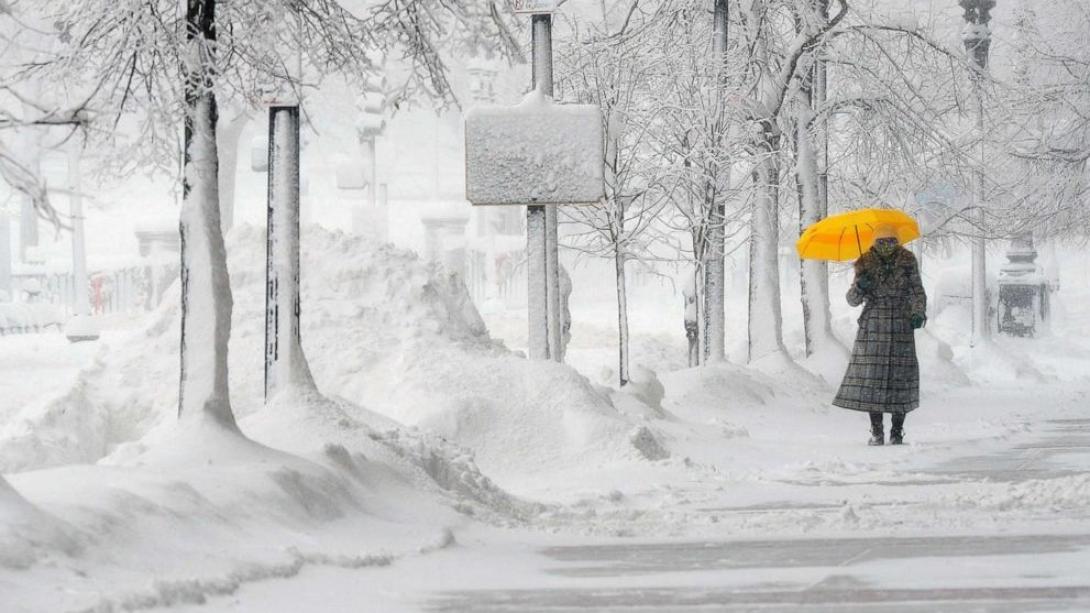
[0,225,650,495]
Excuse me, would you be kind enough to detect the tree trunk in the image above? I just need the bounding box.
[704,0,730,363]
[217,109,250,235]
[691,234,706,365]
[683,132,705,366]
[178,0,238,429]
[615,249,630,387]
[796,0,836,357]
[265,106,316,400]
[704,193,725,362]
[747,120,786,362]
[795,92,834,356]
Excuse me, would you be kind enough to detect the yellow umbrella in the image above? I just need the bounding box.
[797,208,920,262]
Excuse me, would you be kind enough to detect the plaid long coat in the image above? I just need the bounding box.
[833,246,927,414]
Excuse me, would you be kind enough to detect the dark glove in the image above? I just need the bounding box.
[911,314,926,329]
[856,274,873,291]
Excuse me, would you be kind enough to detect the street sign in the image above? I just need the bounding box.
[512,0,559,14]
[465,91,604,206]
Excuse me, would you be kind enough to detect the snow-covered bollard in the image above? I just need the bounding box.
[64,313,98,343]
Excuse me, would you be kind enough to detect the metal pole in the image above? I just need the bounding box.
[265,105,314,399]
[532,13,563,363]
[526,12,557,361]
[526,205,549,360]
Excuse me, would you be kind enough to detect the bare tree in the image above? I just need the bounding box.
[6,0,517,428]
[989,2,1090,240]
[557,10,669,386]
[734,0,847,363]
[646,0,744,364]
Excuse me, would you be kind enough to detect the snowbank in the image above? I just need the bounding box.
[2,416,466,612]
[0,476,80,571]
[0,225,651,494]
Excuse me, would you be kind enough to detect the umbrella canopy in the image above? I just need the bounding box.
[797,208,920,262]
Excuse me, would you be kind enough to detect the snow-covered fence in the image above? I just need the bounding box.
[1,262,177,335]
[463,246,528,310]
[0,302,63,335]
[465,250,488,305]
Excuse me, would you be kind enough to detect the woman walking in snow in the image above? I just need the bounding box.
[833,225,927,445]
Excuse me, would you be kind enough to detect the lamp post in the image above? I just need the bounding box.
[960,0,995,346]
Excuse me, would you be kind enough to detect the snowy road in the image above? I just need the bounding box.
[173,411,1090,612]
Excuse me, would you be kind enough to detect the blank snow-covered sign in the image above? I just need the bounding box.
[465,90,604,206]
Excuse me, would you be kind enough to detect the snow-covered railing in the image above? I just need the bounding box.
[0,302,63,335]
[464,246,528,310]
[1,260,178,334]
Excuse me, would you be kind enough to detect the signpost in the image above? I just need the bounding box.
[464,3,603,362]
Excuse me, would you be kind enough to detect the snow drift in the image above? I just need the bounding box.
[0,475,80,571]
[0,225,653,496]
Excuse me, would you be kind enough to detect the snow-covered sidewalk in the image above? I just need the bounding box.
[166,387,1090,612]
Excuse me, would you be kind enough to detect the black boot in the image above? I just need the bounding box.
[890,414,905,445]
[868,412,884,446]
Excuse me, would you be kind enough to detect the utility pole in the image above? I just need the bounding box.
[961,0,995,346]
